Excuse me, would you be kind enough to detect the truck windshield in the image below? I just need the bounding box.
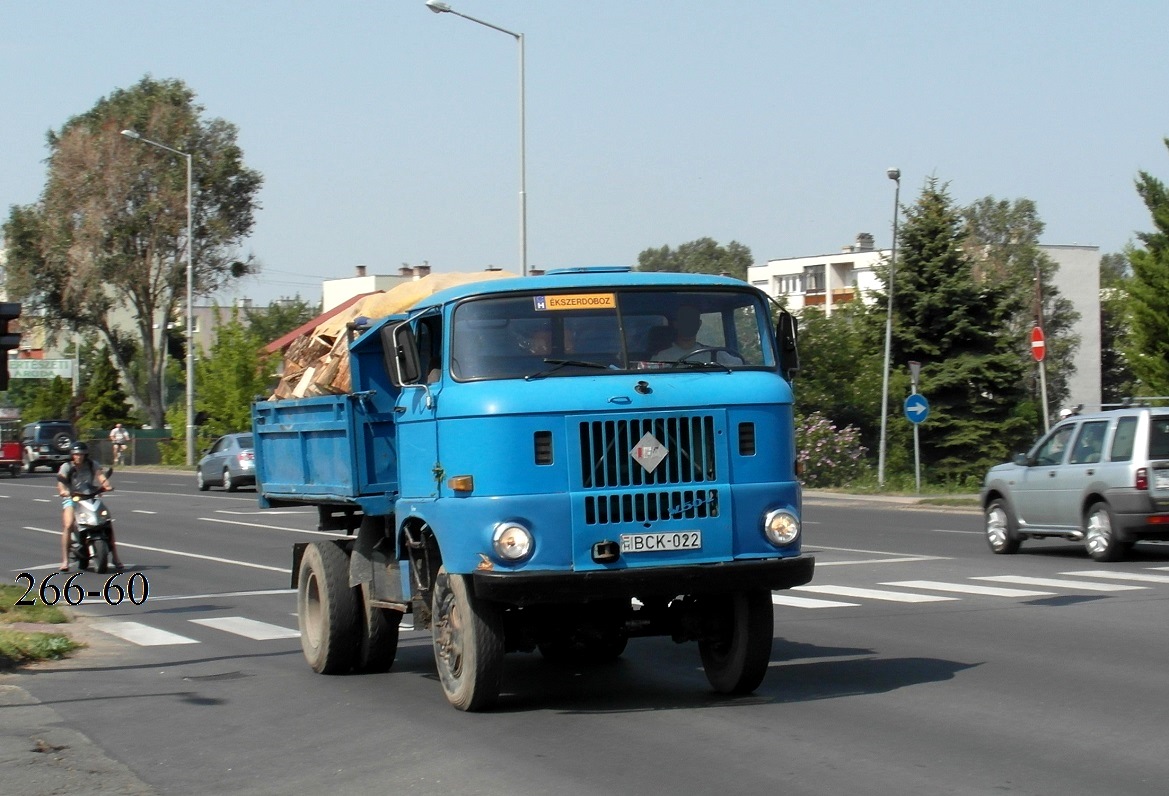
[450,288,774,381]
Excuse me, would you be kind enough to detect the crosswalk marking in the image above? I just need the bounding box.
[96,621,199,646]
[881,580,1055,597]
[1059,570,1169,584]
[772,593,859,608]
[190,617,300,640]
[973,575,1147,592]
[793,585,958,603]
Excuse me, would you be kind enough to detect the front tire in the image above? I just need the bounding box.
[196,469,209,491]
[92,537,110,574]
[699,589,774,695]
[985,498,1021,554]
[22,450,34,474]
[297,542,360,674]
[431,566,504,711]
[1085,502,1123,562]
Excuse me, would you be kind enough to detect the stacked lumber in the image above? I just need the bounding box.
[269,270,516,400]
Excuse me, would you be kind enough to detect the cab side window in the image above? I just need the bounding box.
[1034,425,1075,466]
[1068,421,1108,464]
[1110,417,1137,462]
[1148,416,1169,459]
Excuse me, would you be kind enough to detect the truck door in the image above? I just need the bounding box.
[393,315,441,499]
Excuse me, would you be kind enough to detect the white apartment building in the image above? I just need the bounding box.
[748,235,1102,411]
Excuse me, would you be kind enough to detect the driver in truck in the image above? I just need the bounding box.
[655,305,742,365]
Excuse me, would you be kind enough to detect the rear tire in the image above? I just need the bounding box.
[985,498,1021,554]
[431,566,504,711]
[699,589,774,695]
[1085,502,1123,562]
[355,585,402,673]
[297,542,360,674]
[223,468,237,492]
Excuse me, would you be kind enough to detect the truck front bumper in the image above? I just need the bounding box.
[472,555,815,606]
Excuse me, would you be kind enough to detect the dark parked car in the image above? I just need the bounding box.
[196,433,256,491]
[21,420,77,473]
[981,407,1169,561]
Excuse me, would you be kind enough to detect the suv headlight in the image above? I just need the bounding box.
[492,522,534,562]
[763,509,800,547]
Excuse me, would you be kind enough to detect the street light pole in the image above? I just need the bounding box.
[426,0,527,276]
[120,129,197,466]
[877,168,901,487]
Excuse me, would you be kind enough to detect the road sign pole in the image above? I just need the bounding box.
[1031,326,1050,432]
[1039,359,1050,433]
[908,362,922,493]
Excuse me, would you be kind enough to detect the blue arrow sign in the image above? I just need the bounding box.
[904,393,930,424]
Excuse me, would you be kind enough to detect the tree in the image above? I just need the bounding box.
[76,346,134,436]
[2,76,263,428]
[245,295,321,346]
[1099,252,1135,404]
[1123,138,1169,395]
[637,238,753,280]
[163,308,274,463]
[877,179,1032,482]
[962,197,1080,415]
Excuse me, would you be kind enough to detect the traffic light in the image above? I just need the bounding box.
[0,302,21,391]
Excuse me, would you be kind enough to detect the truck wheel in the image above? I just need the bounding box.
[92,538,110,574]
[297,542,359,674]
[985,499,1021,554]
[698,589,774,695]
[356,585,402,673]
[431,566,504,711]
[1084,502,1123,562]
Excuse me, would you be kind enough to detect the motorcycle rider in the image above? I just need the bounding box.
[58,441,122,572]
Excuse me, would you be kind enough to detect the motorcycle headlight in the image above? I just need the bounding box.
[763,509,800,547]
[492,522,534,562]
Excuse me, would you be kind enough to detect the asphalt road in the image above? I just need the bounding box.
[4,471,1169,795]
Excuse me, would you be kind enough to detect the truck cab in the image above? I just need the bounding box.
[253,268,812,710]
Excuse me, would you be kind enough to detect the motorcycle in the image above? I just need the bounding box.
[69,468,116,574]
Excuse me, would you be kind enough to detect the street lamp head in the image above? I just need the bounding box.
[887,167,901,182]
[121,129,142,140]
[426,0,451,12]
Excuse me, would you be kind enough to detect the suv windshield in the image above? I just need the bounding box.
[450,288,773,381]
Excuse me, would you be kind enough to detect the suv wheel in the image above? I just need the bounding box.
[1084,502,1124,562]
[985,498,1021,554]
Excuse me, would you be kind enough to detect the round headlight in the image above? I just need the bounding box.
[492,522,534,562]
[763,509,800,546]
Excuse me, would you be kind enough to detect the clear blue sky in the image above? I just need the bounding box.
[3,1,1167,306]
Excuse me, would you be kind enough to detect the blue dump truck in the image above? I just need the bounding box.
[252,267,814,711]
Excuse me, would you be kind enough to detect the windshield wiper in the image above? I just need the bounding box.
[524,359,611,381]
[651,358,733,374]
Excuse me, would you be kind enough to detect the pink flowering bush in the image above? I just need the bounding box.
[796,411,868,487]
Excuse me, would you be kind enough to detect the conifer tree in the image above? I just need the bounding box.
[880,179,1031,481]
[1124,138,1169,395]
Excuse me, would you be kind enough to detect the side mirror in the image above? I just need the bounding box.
[383,322,421,386]
[776,310,799,381]
[1012,453,1029,466]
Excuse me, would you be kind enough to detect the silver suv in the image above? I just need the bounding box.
[981,407,1169,561]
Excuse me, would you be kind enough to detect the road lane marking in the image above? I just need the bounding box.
[95,621,199,646]
[772,593,859,608]
[973,576,1146,592]
[816,556,947,567]
[882,580,1054,597]
[191,617,300,640]
[19,526,288,572]
[793,585,958,603]
[1059,570,1169,584]
[199,517,347,537]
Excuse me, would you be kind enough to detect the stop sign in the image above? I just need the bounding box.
[1030,326,1046,362]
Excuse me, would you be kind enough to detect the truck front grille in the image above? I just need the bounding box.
[578,414,718,489]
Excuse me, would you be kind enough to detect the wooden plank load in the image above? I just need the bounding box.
[269,270,516,400]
